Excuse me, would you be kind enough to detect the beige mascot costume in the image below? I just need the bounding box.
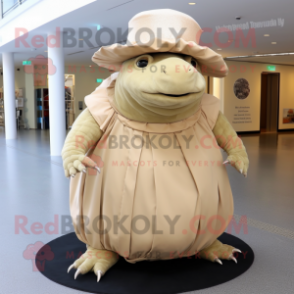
[62,9,249,282]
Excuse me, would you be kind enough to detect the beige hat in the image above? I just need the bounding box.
[92,9,228,77]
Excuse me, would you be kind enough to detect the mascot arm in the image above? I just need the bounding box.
[212,111,249,177]
[62,108,103,177]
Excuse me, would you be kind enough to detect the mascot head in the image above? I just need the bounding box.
[92,9,228,122]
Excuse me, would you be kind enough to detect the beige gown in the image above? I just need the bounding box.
[70,74,234,263]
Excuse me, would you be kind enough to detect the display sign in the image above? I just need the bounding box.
[230,78,254,129]
[267,65,276,71]
[97,79,103,83]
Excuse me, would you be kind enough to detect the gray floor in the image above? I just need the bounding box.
[1,127,294,294]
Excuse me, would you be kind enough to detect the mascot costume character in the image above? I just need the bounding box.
[62,9,249,282]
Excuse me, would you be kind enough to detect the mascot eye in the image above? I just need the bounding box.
[136,59,148,68]
[191,59,197,68]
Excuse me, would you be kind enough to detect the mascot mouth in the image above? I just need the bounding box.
[140,91,202,107]
[143,92,200,98]
[160,93,191,97]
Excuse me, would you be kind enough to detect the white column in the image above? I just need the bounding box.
[47,31,66,156]
[213,77,225,113]
[24,68,36,129]
[2,52,17,139]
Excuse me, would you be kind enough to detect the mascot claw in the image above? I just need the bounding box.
[68,263,104,282]
[215,258,223,265]
[229,248,242,264]
[68,165,100,178]
[67,264,75,273]
[229,255,237,264]
[233,248,242,254]
[97,270,103,282]
[213,248,240,265]
[74,268,81,280]
[200,240,242,265]
[223,155,249,177]
[67,247,118,282]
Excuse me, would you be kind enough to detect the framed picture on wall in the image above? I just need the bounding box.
[17,98,24,107]
[233,78,250,100]
[283,108,294,124]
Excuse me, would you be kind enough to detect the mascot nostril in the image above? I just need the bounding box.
[62,9,249,282]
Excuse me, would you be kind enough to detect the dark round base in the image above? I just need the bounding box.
[36,232,254,294]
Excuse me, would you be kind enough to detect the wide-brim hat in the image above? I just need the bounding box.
[92,9,228,77]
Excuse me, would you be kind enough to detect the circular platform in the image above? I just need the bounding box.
[36,232,254,294]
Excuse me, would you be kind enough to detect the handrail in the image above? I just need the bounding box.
[2,0,28,18]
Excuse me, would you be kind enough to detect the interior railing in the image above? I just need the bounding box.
[1,0,28,18]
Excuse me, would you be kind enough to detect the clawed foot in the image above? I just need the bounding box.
[199,239,241,265]
[223,152,249,177]
[67,247,119,282]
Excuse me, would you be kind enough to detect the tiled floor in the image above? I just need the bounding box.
[1,128,294,294]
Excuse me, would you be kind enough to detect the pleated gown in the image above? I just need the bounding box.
[69,73,234,263]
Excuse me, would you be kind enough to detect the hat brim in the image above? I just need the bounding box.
[92,38,228,77]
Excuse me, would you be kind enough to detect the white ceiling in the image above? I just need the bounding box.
[1,0,294,67]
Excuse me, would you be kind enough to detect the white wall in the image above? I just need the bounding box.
[64,65,112,118]
[224,61,294,131]
[14,68,25,88]
[2,61,294,132]
[212,77,224,113]
[0,67,24,88]
[0,65,112,128]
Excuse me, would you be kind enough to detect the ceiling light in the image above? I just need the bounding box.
[271,42,277,44]
[217,48,222,50]
[189,2,196,5]
[264,34,270,37]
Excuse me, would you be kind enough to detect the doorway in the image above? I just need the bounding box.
[35,74,75,130]
[260,72,280,132]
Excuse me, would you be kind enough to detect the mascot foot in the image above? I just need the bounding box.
[199,239,241,265]
[67,247,119,282]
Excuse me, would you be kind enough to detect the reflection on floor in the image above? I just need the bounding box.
[1,128,294,294]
